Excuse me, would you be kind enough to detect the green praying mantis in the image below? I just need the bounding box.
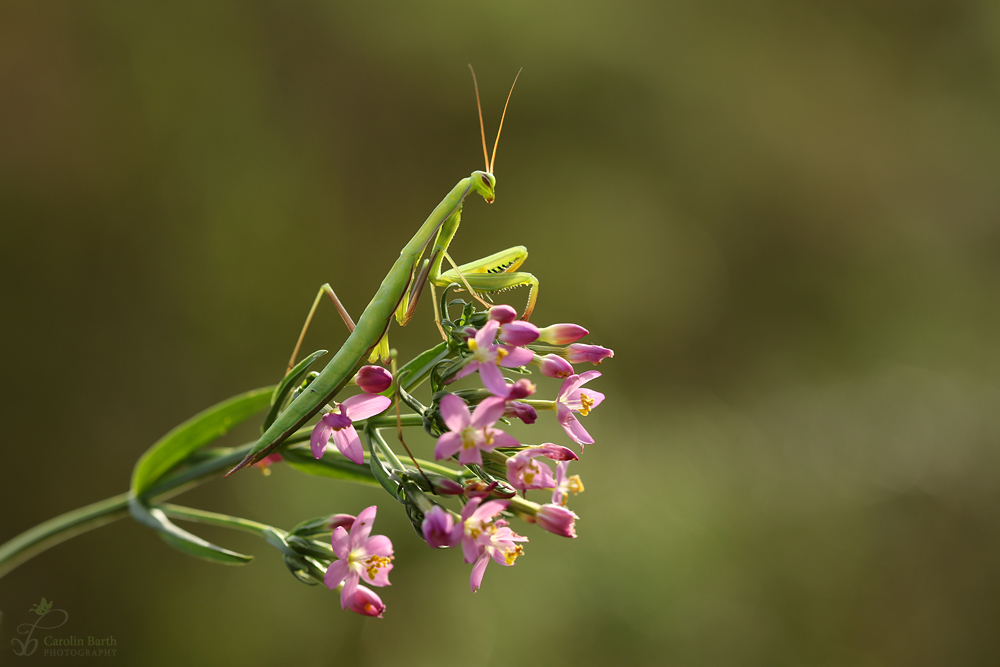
[228,67,537,476]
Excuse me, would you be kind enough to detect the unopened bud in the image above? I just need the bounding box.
[535,353,574,378]
[537,323,589,345]
[421,505,458,549]
[505,401,537,424]
[488,304,518,324]
[328,514,356,532]
[498,321,540,346]
[566,344,614,365]
[354,365,393,393]
[536,504,579,538]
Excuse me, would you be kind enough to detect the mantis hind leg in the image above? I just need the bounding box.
[436,245,539,320]
[286,283,356,373]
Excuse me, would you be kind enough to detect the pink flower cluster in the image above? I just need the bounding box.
[427,305,613,587]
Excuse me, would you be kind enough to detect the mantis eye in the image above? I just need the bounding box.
[481,175,491,187]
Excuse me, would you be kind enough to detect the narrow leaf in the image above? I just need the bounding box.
[131,387,274,496]
[262,350,328,434]
[128,499,253,565]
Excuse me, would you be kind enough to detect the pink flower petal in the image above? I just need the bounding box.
[469,396,506,429]
[475,320,499,348]
[332,426,365,465]
[487,430,519,450]
[331,526,350,560]
[462,535,482,564]
[478,363,510,397]
[470,552,490,592]
[324,558,350,590]
[560,412,594,446]
[310,421,334,459]
[363,534,394,559]
[457,445,483,466]
[500,346,534,368]
[341,394,392,421]
[350,505,378,550]
[434,432,463,460]
[340,572,359,609]
[453,361,481,381]
[439,393,471,432]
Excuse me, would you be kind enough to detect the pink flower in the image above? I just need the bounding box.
[311,394,392,464]
[324,506,394,610]
[537,323,589,345]
[498,320,540,346]
[536,504,579,538]
[470,524,528,592]
[354,365,393,393]
[452,320,534,396]
[556,371,605,447]
[551,461,584,506]
[566,343,614,365]
[505,444,578,492]
[345,585,386,618]
[421,505,458,549]
[506,451,556,491]
[535,353,574,379]
[434,394,519,466]
[450,498,527,592]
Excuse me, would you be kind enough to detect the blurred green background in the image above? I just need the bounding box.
[3,1,1000,665]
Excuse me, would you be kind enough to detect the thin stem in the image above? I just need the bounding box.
[159,504,272,537]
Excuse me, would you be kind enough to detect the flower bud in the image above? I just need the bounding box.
[535,443,578,461]
[506,378,536,400]
[537,323,589,345]
[536,504,579,538]
[430,476,465,496]
[488,304,518,324]
[463,480,498,499]
[421,505,458,548]
[346,585,386,618]
[498,321,540,346]
[566,344,614,365]
[328,514,356,532]
[354,365,393,393]
[536,353,574,378]
[505,401,537,424]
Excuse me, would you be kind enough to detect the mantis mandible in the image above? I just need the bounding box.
[228,67,537,475]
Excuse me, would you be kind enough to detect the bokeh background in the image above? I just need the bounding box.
[3,1,1000,665]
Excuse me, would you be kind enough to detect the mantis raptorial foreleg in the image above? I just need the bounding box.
[436,245,539,320]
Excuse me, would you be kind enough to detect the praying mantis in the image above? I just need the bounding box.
[228,67,537,475]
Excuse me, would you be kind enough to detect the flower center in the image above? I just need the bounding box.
[503,544,524,565]
[579,393,594,416]
[362,554,392,581]
[460,427,479,450]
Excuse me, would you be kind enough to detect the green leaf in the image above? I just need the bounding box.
[391,342,449,394]
[281,447,379,486]
[363,429,401,499]
[131,387,274,496]
[128,499,253,565]
[262,350,328,434]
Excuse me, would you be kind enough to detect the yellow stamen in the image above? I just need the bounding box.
[503,544,524,565]
[468,339,478,352]
[568,474,584,496]
[364,554,393,581]
[579,393,594,416]
[495,347,508,363]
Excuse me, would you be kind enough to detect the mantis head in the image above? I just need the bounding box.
[471,170,496,203]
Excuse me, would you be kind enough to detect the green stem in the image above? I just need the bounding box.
[519,399,557,411]
[159,504,272,537]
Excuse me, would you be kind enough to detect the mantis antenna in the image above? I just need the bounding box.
[490,67,522,174]
[468,64,490,172]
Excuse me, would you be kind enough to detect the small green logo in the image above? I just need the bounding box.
[28,598,52,616]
